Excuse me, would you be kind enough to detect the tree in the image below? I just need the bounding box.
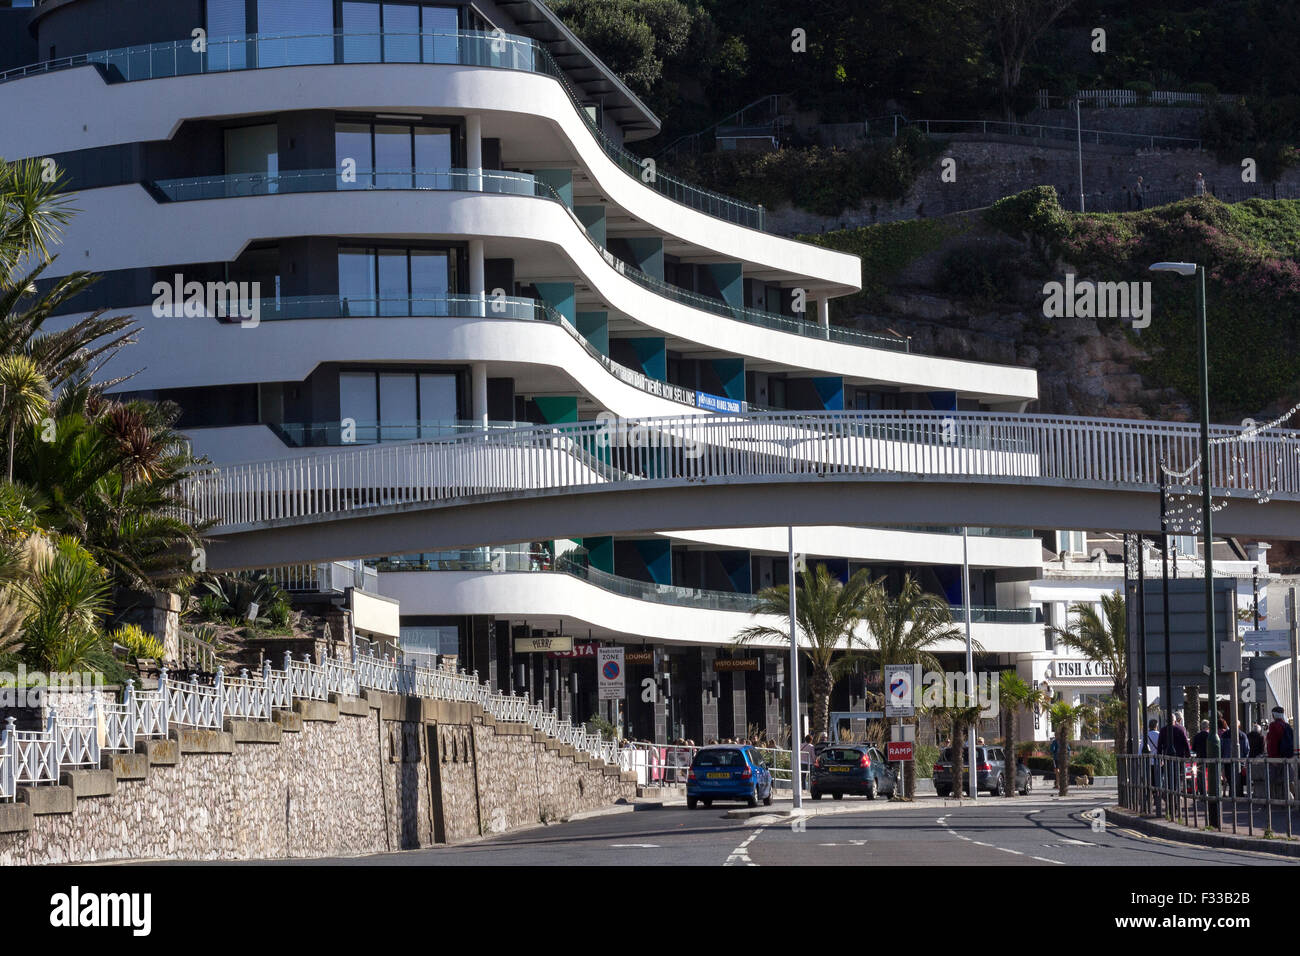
[998,671,1045,797]
[735,563,878,740]
[1048,699,1088,795]
[986,0,1078,119]
[1048,590,1128,743]
[932,703,982,798]
[13,533,111,672]
[0,354,49,481]
[853,571,962,797]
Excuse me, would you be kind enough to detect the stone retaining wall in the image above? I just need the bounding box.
[0,691,635,864]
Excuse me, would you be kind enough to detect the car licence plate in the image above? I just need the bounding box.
[706,772,730,779]
[830,766,852,773]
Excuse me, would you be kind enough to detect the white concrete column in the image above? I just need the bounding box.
[469,238,485,317]
[817,297,830,328]
[466,114,483,192]
[471,362,489,429]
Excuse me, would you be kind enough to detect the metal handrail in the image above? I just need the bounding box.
[180,410,1300,534]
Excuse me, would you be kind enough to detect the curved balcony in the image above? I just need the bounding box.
[0,29,766,230]
[146,167,908,353]
[370,547,1041,622]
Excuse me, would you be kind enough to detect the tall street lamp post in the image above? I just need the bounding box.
[1149,261,1220,825]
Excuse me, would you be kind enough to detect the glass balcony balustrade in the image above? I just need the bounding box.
[148,167,909,353]
[0,30,767,230]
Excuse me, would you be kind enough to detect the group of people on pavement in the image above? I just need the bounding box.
[1144,707,1297,806]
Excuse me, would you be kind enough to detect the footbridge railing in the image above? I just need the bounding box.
[181,411,1300,531]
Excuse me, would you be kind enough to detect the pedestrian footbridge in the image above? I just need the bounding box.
[184,411,1300,570]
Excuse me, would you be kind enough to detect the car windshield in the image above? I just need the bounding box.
[825,748,864,761]
[940,748,987,762]
[693,749,747,767]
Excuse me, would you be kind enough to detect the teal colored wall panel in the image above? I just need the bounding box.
[533,169,573,208]
[633,539,672,585]
[583,536,614,574]
[576,311,609,355]
[813,376,844,411]
[629,337,666,382]
[705,262,744,310]
[624,237,664,281]
[533,396,578,424]
[710,357,746,401]
[575,205,606,247]
[534,281,575,322]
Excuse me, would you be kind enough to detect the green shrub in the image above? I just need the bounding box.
[1074,745,1117,776]
[1124,80,1154,103]
[914,743,940,779]
[983,186,1070,242]
[267,600,292,629]
[1186,82,1219,99]
[1069,763,1095,780]
[1026,755,1055,773]
[197,593,225,621]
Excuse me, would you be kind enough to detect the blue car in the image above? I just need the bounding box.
[687,745,774,809]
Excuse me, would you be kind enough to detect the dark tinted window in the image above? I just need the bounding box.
[940,748,988,763]
[825,748,864,762]
[693,749,747,767]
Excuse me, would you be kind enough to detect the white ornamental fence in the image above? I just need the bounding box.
[1,649,619,799]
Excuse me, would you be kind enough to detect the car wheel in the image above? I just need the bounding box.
[833,792,844,801]
[990,774,1003,797]
[1020,773,1031,796]
[747,792,758,808]
[763,785,773,806]
[867,778,878,800]
[703,799,712,808]
[811,791,823,800]
[936,786,951,797]
[687,797,698,809]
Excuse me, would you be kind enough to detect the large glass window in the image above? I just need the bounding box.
[422,5,459,63]
[383,3,421,62]
[257,0,334,66]
[224,124,279,193]
[342,1,381,63]
[335,120,458,188]
[339,370,460,441]
[338,246,457,315]
[205,0,248,69]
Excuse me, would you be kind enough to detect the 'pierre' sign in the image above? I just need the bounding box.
[514,636,573,654]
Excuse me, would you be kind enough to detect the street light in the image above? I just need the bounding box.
[1148,260,1219,824]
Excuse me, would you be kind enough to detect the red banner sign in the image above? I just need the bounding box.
[886,741,914,762]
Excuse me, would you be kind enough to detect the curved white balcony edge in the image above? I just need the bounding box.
[378,569,1047,654]
[1,62,860,290]
[43,187,1038,401]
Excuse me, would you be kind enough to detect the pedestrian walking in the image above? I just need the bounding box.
[1194,171,1206,197]
[1266,707,1295,801]
[1134,175,1145,209]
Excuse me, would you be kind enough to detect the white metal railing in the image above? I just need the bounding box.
[50,709,99,770]
[163,670,223,730]
[0,649,619,800]
[183,411,1300,533]
[4,718,58,787]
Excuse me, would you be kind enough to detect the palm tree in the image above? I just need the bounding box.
[854,572,963,797]
[13,533,111,672]
[0,157,76,272]
[0,354,50,481]
[1049,590,1128,747]
[998,671,1046,797]
[1047,699,1089,795]
[735,563,879,740]
[932,703,982,798]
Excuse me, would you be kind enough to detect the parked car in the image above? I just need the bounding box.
[810,744,898,800]
[687,745,774,809]
[933,746,1031,796]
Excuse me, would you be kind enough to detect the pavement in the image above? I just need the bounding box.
[222,784,1300,866]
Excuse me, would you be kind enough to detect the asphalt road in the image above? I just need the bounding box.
[267,790,1300,866]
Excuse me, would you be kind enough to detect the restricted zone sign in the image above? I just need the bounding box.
[597,647,625,701]
[886,741,914,762]
[884,664,916,717]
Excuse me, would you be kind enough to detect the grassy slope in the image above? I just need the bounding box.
[806,189,1300,418]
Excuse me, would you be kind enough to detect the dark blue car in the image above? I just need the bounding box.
[810,745,898,800]
[687,745,774,809]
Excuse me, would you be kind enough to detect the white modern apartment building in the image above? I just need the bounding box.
[3,0,1076,744]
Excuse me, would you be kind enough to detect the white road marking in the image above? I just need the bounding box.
[1032,856,1066,865]
[610,843,660,848]
[724,828,766,867]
